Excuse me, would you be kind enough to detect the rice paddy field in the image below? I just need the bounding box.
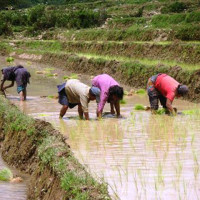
[1,57,200,200]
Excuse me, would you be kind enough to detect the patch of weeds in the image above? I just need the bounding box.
[0,168,13,181]
[134,104,145,110]
[61,171,90,199]
[2,103,35,135]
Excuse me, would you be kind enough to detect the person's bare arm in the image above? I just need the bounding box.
[166,99,176,116]
[110,103,115,114]
[78,104,84,119]
[1,80,14,91]
[1,79,5,91]
[97,110,102,119]
[84,112,89,120]
[60,105,68,118]
[114,101,121,117]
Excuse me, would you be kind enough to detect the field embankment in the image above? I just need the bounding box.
[0,97,110,200]
[1,40,200,102]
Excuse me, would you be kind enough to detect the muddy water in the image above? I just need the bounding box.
[1,57,200,200]
[0,154,28,200]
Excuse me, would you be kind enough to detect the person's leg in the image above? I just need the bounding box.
[18,86,26,101]
[147,86,159,113]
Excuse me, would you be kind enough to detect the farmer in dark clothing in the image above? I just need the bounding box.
[147,73,188,115]
[1,65,31,101]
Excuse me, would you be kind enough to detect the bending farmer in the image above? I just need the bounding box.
[147,73,188,115]
[1,65,31,101]
[92,74,124,118]
[57,79,100,120]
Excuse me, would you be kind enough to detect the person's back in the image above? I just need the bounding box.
[155,74,179,102]
[92,74,119,93]
[65,79,90,104]
[92,74,123,118]
[14,67,30,87]
[1,65,30,101]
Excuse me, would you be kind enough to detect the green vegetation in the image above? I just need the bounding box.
[0,168,13,181]
[134,104,145,110]
[6,56,14,63]
[156,108,166,115]
[0,0,199,42]
[63,73,79,80]
[120,99,126,104]
[182,109,200,115]
[136,89,146,95]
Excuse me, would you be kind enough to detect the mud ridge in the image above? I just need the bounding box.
[0,97,110,200]
[37,52,200,102]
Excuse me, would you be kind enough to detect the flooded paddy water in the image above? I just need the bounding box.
[0,154,28,200]
[1,57,200,200]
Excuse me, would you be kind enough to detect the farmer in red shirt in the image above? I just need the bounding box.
[147,74,188,115]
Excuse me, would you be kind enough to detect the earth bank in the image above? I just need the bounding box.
[0,97,111,200]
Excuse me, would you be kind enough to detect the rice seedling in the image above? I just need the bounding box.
[134,104,145,110]
[120,99,126,104]
[6,56,14,63]
[63,73,79,80]
[156,108,166,115]
[0,168,13,181]
[136,89,146,95]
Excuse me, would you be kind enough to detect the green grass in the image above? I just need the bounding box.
[0,168,13,181]
[77,53,200,71]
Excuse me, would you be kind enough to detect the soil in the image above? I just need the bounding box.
[0,118,66,200]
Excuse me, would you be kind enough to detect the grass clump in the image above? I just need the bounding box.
[0,168,13,181]
[134,104,145,110]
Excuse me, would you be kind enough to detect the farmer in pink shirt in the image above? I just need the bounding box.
[147,73,188,115]
[92,74,124,118]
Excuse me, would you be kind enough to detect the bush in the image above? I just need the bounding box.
[175,25,200,41]
[161,2,187,13]
[185,12,200,23]
[0,22,12,36]
[152,13,186,28]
